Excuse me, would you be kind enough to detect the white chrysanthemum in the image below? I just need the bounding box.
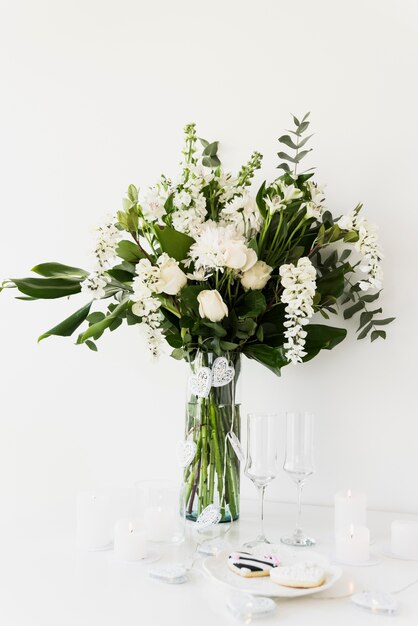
[337,210,383,292]
[280,257,317,364]
[188,221,254,272]
[220,191,262,237]
[80,217,121,299]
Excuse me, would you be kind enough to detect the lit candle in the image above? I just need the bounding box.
[113,519,147,561]
[334,489,367,533]
[391,520,418,559]
[335,524,370,564]
[144,506,177,542]
[76,491,113,550]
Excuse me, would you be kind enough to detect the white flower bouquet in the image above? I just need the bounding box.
[3,114,393,521]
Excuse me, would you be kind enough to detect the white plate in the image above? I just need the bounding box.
[203,551,342,598]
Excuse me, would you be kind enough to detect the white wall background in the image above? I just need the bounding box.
[1,0,417,532]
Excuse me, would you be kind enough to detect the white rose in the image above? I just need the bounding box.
[156,256,187,295]
[241,261,273,291]
[224,242,258,271]
[197,290,228,322]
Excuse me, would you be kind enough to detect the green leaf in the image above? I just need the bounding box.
[202,155,221,168]
[357,311,373,331]
[292,115,300,126]
[343,301,365,319]
[360,290,381,303]
[235,291,266,318]
[277,163,291,173]
[357,321,374,340]
[243,343,286,376]
[317,266,346,299]
[154,225,194,262]
[277,151,297,163]
[256,181,267,218]
[202,141,219,157]
[12,277,82,299]
[371,330,386,341]
[179,285,206,315]
[339,249,352,262]
[200,321,227,337]
[31,262,88,279]
[85,340,98,351]
[171,347,187,360]
[279,135,299,150]
[127,184,138,203]
[116,240,146,263]
[38,302,92,342]
[372,317,395,326]
[343,230,359,243]
[297,121,310,135]
[220,340,239,351]
[294,149,312,163]
[77,298,130,343]
[304,324,347,358]
[87,312,106,324]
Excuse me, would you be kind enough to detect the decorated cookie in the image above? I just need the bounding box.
[270,563,325,588]
[228,551,280,578]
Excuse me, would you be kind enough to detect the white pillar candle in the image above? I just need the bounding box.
[113,519,147,562]
[391,520,418,559]
[76,491,113,550]
[334,489,367,532]
[336,524,370,564]
[144,506,177,542]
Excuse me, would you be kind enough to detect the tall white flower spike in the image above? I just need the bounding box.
[211,357,235,387]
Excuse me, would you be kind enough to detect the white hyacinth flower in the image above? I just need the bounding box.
[280,257,317,364]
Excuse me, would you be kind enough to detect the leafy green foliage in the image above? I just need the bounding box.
[38,302,92,342]
[277,113,312,175]
[11,277,82,299]
[31,262,88,279]
[154,225,194,262]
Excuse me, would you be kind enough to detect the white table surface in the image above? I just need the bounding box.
[1,500,418,626]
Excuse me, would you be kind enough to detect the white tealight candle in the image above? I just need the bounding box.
[144,506,176,542]
[391,520,418,559]
[334,489,367,533]
[335,524,370,564]
[114,519,147,562]
[76,491,113,550]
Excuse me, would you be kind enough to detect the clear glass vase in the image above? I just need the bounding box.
[183,351,241,523]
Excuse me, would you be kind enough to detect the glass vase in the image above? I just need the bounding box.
[183,351,241,523]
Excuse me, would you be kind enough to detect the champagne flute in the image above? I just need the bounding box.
[281,411,316,547]
[243,413,278,548]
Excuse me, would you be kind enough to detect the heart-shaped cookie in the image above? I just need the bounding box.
[189,367,212,398]
[212,357,235,387]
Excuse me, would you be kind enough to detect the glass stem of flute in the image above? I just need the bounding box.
[258,484,266,540]
[295,481,304,536]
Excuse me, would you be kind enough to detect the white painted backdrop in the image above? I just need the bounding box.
[1,0,417,533]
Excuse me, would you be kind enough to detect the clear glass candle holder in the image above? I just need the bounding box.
[135,479,186,545]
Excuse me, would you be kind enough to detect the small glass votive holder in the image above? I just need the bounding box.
[76,490,113,551]
[135,479,186,545]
